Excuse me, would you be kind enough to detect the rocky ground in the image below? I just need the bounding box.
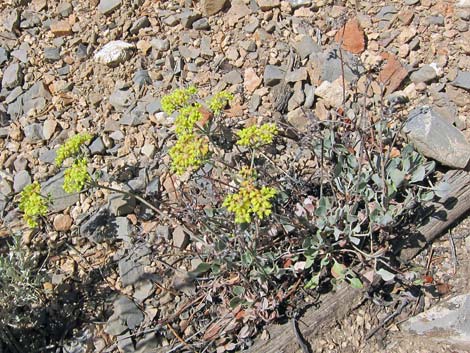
[1,0,470,352]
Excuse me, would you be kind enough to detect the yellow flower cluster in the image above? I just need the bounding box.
[18,181,49,228]
[55,132,93,167]
[223,176,277,224]
[169,133,209,175]
[161,86,197,115]
[174,103,203,136]
[63,158,91,193]
[208,91,234,115]
[236,123,278,148]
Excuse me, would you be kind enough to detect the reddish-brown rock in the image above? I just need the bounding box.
[378,52,409,94]
[335,18,366,54]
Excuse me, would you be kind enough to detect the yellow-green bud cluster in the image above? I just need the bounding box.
[18,181,49,228]
[208,91,234,115]
[169,133,209,175]
[236,123,278,148]
[174,103,203,136]
[63,158,91,193]
[55,133,93,167]
[223,176,277,224]
[161,86,197,115]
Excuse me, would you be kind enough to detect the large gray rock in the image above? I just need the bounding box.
[22,81,52,115]
[119,256,144,286]
[401,294,470,348]
[201,0,228,15]
[13,170,31,192]
[403,107,470,169]
[97,0,121,15]
[0,47,9,65]
[2,63,23,89]
[451,70,470,90]
[264,65,285,86]
[410,65,439,83]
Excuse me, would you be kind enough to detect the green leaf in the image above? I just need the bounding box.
[349,277,363,289]
[233,286,246,297]
[241,252,253,266]
[420,191,435,202]
[229,297,243,308]
[331,261,346,279]
[389,168,406,188]
[410,165,426,183]
[305,273,320,289]
[192,262,211,275]
[434,182,451,199]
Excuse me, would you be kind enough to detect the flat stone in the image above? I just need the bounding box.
[289,0,311,8]
[119,257,144,286]
[115,217,132,242]
[119,106,147,126]
[4,9,20,32]
[457,0,470,8]
[287,108,310,132]
[315,79,344,108]
[108,193,136,216]
[178,45,200,59]
[94,41,134,67]
[0,47,9,65]
[42,119,57,140]
[285,67,307,83]
[130,16,150,34]
[2,63,23,90]
[173,225,189,249]
[80,207,117,243]
[257,0,280,10]
[50,21,73,36]
[294,35,321,60]
[44,47,61,62]
[378,52,408,94]
[98,0,122,15]
[57,2,73,17]
[109,89,133,111]
[201,0,228,15]
[264,65,285,86]
[141,144,155,158]
[150,38,170,52]
[192,18,210,30]
[11,49,28,64]
[22,81,52,115]
[451,70,470,90]
[179,10,201,29]
[104,313,127,336]
[335,18,366,54]
[113,296,143,329]
[13,170,31,192]
[403,107,470,169]
[89,136,106,155]
[401,294,470,348]
[321,48,365,83]
[24,123,44,142]
[163,15,179,26]
[410,65,438,84]
[304,83,315,108]
[42,171,79,212]
[53,214,72,232]
[244,68,262,93]
[287,82,305,111]
[134,279,154,303]
[223,70,243,84]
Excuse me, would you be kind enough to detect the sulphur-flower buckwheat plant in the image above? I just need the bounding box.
[18,181,50,228]
[236,123,278,148]
[169,133,209,175]
[161,86,197,115]
[174,103,203,136]
[63,157,91,193]
[55,132,93,167]
[207,91,234,115]
[223,173,277,224]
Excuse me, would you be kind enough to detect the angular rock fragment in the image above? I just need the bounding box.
[403,107,470,169]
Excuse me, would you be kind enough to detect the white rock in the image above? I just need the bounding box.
[457,0,470,8]
[315,79,346,108]
[94,41,134,67]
